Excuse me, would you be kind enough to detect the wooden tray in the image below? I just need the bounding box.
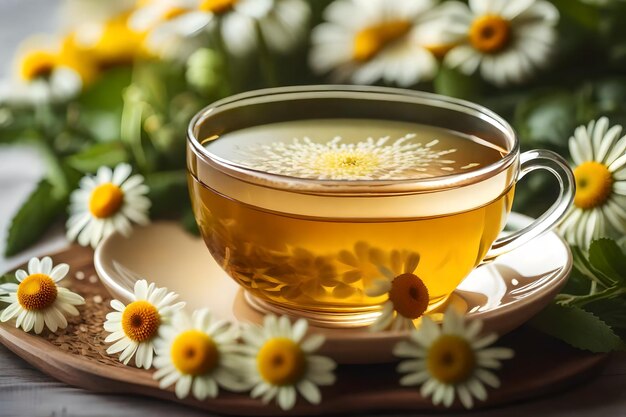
[0,245,609,415]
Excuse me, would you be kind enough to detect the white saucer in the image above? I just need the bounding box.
[94,213,571,364]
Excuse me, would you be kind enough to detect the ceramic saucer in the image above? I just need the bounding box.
[94,213,571,364]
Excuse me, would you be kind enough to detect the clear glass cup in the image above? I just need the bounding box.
[187,86,574,328]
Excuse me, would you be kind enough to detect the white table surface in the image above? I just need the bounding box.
[0,1,625,416]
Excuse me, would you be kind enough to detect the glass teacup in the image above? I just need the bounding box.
[186,86,574,327]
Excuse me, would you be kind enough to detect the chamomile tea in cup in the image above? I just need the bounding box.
[187,86,574,327]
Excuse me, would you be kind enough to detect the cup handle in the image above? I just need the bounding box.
[481,149,575,264]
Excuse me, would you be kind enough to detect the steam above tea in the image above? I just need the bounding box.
[204,119,504,180]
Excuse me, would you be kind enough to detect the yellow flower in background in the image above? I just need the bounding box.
[394,309,514,409]
[130,0,310,58]
[69,12,150,68]
[103,279,185,369]
[0,36,97,105]
[441,0,559,86]
[239,315,336,410]
[309,0,456,87]
[0,257,85,334]
[66,163,151,249]
[560,117,626,248]
[153,309,245,399]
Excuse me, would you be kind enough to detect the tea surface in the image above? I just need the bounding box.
[204,118,505,180]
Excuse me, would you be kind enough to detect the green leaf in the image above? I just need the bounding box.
[434,66,481,100]
[0,274,17,285]
[551,0,600,30]
[514,91,578,152]
[4,180,68,257]
[145,170,190,217]
[530,304,624,352]
[586,298,626,330]
[78,68,132,143]
[588,238,626,284]
[65,141,128,173]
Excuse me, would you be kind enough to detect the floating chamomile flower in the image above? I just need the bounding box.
[236,135,458,180]
[0,36,96,105]
[66,163,151,249]
[394,309,514,409]
[366,252,429,331]
[239,315,336,411]
[0,257,84,334]
[103,279,185,369]
[560,117,626,248]
[309,0,454,86]
[153,309,244,399]
[442,0,559,86]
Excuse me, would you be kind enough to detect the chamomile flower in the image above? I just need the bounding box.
[134,0,310,57]
[0,36,96,105]
[442,0,559,86]
[153,309,244,399]
[68,12,149,68]
[309,0,453,87]
[365,252,429,331]
[0,257,84,334]
[66,163,151,249]
[104,279,185,369]
[560,117,626,248]
[239,315,336,411]
[394,309,514,409]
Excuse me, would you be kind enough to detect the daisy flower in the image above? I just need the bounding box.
[366,251,429,331]
[0,257,84,334]
[239,315,336,411]
[0,36,96,105]
[103,279,185,369]
[309,0,453,87]
[394,309,514,409]
[132,0,310,57]
[560,117,626,248]
[153,309,244,399]
[66,163,151,249]
[441,0,559,86]
[67,11,149,68]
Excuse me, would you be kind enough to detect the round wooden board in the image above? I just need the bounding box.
[0,245,609,415]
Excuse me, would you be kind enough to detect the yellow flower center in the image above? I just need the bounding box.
[17,273,58,311]
[353,20,412,62]
[171,330,219,375]
[199,0,237,14]
[161,6,189,21]
[89,183,124,219]
[20,51,57,81]
[314,150,380,178]
[427,335,476,384]
[574,161,614,209]
[425,43,456,59]
[88,13,149,68]
[388,273,429,320]
[257,338,306,386]
[121,300,160,342]
[469,15,511,54]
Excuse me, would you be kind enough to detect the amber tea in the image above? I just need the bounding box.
[190,119,511,313]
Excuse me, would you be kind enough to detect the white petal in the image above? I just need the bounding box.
[49,264,69,282]
[39,257,53,275]
[175,374,193,399]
